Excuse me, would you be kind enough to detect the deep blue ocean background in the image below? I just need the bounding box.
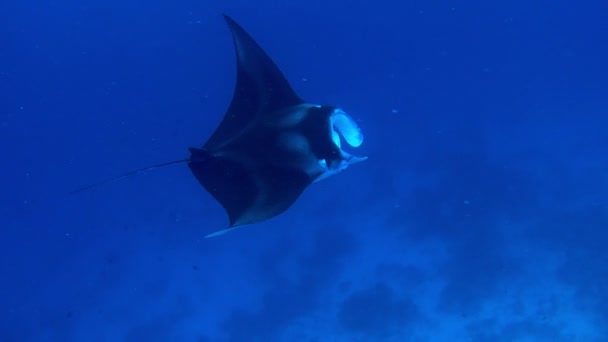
[2,0,608,341]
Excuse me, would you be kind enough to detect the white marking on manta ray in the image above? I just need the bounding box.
[272,104,321,127]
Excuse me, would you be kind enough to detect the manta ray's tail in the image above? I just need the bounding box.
[70,159,190,194]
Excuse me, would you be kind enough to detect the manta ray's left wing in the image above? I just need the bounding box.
[203,15,304,151]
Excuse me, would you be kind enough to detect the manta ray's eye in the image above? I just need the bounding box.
[330,109,364,149]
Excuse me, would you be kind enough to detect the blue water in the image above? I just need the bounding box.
[2,0,608,341]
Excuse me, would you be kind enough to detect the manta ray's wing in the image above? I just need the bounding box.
[189,15,312,233]
[203,14,303,151]
[189,147,311,232]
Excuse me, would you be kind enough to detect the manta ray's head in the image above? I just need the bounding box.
[313,107,367,182]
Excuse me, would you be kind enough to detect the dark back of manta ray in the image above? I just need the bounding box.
[188,16,366,232]
[188,16,344,227]
[189,15,307,228]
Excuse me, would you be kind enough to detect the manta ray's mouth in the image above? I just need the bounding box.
[330,109,364,150]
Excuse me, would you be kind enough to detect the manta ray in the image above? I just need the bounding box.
[76,15,367,237]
